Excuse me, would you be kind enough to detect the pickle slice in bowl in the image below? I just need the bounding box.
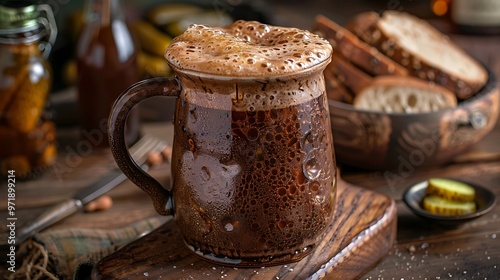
[422,195,476,215]
[426,178,476,202]
[403,179,496,227]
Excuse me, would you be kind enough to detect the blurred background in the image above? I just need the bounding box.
[0,0,463,177]
[45,0,436,122]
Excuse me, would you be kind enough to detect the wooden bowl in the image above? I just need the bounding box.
[328,68,499,170]
[402,179,496,227]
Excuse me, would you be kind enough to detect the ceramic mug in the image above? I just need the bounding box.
[108,20,337,267]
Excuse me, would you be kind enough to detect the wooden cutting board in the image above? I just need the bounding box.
[92,179,397,279]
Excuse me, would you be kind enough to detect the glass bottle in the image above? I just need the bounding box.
[0,1,58,179]
[77,0,140,148]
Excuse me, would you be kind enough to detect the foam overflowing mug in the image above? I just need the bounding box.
[108,20,336,267]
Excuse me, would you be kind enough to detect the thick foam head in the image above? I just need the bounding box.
[165,20,332,78]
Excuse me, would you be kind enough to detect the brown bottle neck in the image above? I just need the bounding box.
[84,0,125,26]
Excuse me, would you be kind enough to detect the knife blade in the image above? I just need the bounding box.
[12,135,168,246]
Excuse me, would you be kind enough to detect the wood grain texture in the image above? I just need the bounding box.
[342,160,500,279]
[92,179,397,280]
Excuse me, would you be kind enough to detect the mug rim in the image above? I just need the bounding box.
[166,55,333,81]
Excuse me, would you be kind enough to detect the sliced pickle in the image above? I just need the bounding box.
[426,178,475,202]
[423,195,476,216]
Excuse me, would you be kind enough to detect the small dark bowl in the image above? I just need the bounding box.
[328,68,499,170]
[403,179,497,227]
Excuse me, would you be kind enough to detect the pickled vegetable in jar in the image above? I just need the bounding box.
[0,1,58,178]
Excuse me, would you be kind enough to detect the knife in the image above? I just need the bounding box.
[13,135,168,246]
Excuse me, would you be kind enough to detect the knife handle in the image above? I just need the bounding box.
[16,199,82,245]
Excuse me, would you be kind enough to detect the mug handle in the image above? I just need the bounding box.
[108,77,180,215]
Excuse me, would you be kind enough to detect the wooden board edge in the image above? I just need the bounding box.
[311,199,397,279]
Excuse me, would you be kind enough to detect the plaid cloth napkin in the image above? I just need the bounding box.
[7,216,167,280]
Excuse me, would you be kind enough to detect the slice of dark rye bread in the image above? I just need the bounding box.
[313,15,408,77]
[326,53,373,95]
[347,11,488,100]
[323,65,355,104]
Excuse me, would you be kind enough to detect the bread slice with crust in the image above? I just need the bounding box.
[354,76,457,113]
[323,66,355,104]
[313,15,407,77]
[345,11,380,45]
[326,53,373,94]
[347,11,488,100]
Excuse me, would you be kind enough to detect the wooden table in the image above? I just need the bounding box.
[1,15,500,280]
[281,9,500,277]
[341,23,500,280]
[271,6,500,277]
[341,122,500,279]
[1,118,499,279]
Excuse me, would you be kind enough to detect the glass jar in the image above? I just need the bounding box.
[0,1,58,179]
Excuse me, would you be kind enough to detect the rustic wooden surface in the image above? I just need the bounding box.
[1,12,500,279]
[277,12,500,277]
[341,125,500,279]
[340,23,500,280]
[92,179,397,280]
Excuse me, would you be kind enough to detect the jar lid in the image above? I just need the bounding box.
[0,1,40,33]
[0,0,58,56]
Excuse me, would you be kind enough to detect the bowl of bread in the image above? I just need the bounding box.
[313,11,499,170]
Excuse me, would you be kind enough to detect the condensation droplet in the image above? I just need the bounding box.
[189,109,198,123]
[225,223,234,232]
[314,195,325,204]
[222,217,239,232]
[200,166,211,181]
[303,157,321,180]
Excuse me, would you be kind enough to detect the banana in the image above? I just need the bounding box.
[426,178,475,202]
[166,11,234,37]
[423,195,476,216]
[133,20,172,57]
[147,3,203,27]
